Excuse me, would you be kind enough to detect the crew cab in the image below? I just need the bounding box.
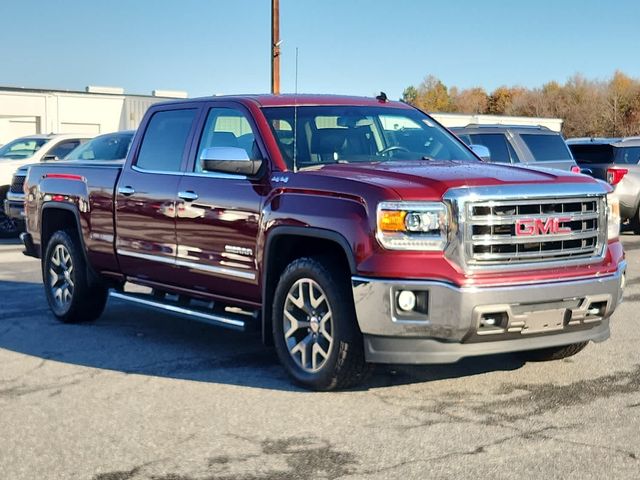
[22,95,626,390]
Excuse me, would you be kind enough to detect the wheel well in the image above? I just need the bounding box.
[41,208,80,252]
[262,233,354,344]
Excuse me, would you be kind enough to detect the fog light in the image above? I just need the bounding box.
[397,290,416,312]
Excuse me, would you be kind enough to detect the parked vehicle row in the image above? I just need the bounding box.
[2,131,135,236]
[0,134,91,237]
[568,137,640,233]
[452,124,580,172]
[21,94,625,390]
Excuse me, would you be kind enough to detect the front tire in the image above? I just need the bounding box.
[518,341,588,362]
[272,257,369,390]
[43,230,108,323]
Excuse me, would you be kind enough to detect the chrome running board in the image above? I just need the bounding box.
[109,291,247,331]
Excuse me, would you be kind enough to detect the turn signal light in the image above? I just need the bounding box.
[607,168,628,186]
[378,210,407,232]
[570,166,581,174]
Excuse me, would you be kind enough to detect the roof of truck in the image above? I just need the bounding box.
[177,94,412,109]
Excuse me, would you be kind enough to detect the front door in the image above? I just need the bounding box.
[115,106,199,284]
[174,103,268,305]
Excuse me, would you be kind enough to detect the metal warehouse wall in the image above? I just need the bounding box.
[0,88,175,145]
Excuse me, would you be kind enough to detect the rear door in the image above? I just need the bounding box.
[173,102,269,305]
[115,106,200,284]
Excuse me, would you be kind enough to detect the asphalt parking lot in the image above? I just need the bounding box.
[1,235,639,480]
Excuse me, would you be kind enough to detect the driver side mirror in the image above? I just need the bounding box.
[42,154,59,162]
[469,144,491,162]
[200,147,262,176]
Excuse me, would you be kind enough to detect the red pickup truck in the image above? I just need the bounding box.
[22,95,626,390]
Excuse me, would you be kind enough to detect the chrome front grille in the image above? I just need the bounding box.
[464,196,606,266]
[9,175,26,194]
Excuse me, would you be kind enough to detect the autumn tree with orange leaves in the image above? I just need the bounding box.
[401,71,640,138]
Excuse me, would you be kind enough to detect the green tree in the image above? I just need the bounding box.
[401,85,418,105]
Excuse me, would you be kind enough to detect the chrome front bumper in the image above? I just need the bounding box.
[352,262,626,364]
[4,191,25,220]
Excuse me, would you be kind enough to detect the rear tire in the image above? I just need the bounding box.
[518,341,588,362]
[0,211,20,238]
[43,230,108,323]
[272,257,370,391]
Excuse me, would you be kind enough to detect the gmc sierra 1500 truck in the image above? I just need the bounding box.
[22,95,626,390]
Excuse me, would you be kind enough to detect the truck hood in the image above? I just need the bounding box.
[0,159,31,185]
[303,160,596,199]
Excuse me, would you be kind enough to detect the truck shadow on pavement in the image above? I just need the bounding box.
[0,280,526,392]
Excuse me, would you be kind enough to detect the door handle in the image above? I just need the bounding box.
[118,186,135,196]
[178,190,199,202]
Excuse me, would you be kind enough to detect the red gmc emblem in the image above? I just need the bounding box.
[515,217,572,236]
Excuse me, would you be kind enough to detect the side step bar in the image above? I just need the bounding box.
[109,291,247,331]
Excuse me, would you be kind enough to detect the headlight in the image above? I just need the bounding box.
[377,201,449,250]
[607,195,620,241]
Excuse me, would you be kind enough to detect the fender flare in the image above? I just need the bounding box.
[261,226,357,343]
[41,202,92,270]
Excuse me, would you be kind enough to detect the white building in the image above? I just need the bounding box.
[431,112,563,132]
[0,86,187,145]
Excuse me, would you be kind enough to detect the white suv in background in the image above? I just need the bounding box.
[0,134,91,236]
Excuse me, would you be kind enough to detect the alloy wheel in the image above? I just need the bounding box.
[283,278,334,373]
[49,244,75,309]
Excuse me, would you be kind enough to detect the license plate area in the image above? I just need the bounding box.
[521,309,566,335]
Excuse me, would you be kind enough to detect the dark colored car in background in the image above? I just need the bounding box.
[4,131,135,230]
[567,137,640,232]
[451,124,579,172]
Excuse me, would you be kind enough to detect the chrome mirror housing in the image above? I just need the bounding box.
[469,144,491,162]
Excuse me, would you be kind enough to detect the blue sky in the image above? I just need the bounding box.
[2,0,639,99]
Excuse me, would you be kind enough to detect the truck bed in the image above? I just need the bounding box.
[24,160,123,275]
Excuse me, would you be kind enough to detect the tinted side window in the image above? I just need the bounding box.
[520,134,572,161]
[137,109,197,171]
[615,146,640,165]
[196,107,260,172]
[468,133,515,163]
[50,140,81,159]
[456,134,472,145]
[568,144,614,164]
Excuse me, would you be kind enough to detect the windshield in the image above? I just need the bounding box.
[0,138,48,160]
[66,132,134,161]
[520,133,573,161]
[261,106,477,169]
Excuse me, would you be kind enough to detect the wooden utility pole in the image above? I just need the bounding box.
[271,0,280,95]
